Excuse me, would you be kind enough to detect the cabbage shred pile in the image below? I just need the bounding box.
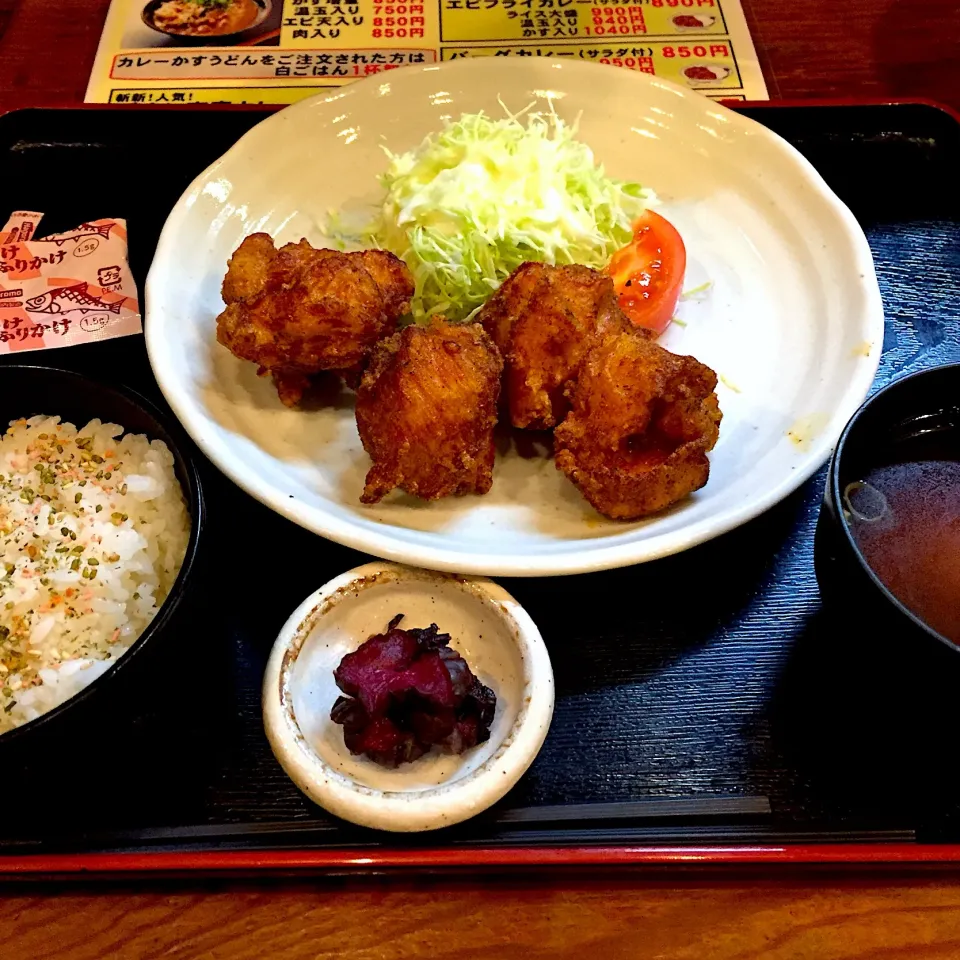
[365,109,654,322]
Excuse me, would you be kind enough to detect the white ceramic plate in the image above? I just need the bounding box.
[146,58,884,576]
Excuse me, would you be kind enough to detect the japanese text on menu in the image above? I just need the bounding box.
[86,0,767,104]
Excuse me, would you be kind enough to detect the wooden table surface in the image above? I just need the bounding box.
[2,0,960,957]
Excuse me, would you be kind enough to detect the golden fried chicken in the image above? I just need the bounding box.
[220,231,277,303]
[216,233,414,407]
[554,331,721,521]
[476,262,634,431]
[355,319,503,504]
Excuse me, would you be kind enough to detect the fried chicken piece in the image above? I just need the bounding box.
[554,331,722,521]
[216,233,414,407]
[477,262,635,431]
[355,319,503,504]
[221,232,277,304]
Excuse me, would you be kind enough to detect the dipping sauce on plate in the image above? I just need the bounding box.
[845,430,960,644]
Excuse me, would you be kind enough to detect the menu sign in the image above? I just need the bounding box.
[85,0,768,105]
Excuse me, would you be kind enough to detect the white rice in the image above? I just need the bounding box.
[0,416,190,734]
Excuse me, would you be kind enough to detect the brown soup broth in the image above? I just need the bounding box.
[845,430,960,644]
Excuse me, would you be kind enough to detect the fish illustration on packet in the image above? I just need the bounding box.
[0,210,140,354]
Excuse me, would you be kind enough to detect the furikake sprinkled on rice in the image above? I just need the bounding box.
[0,416,190,733]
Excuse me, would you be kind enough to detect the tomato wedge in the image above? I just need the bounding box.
[607,210,686,336]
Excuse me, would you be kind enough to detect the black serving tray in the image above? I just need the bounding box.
[0,101,959,871]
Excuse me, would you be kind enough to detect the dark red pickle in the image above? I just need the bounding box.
[331,614,497,767]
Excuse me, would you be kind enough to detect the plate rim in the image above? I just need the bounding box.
[145,58,885,577]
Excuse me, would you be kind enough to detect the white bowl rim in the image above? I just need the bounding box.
[261,561,555,832]
[146,58,884,577]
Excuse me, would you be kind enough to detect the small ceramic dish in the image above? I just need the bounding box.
[262,562,554,832]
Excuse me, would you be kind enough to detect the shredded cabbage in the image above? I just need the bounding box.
[358,108,655,321]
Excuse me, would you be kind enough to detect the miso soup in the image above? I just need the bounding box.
[845,431,960,644]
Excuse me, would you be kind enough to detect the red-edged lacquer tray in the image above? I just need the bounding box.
[0,98,959,877]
